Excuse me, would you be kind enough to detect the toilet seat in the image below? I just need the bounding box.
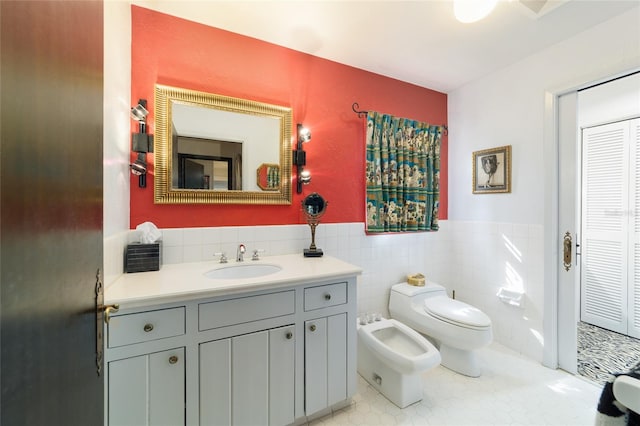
[423,296,491,330]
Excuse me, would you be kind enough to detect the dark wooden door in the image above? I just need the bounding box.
[1,1,104,425]
[185,159,206,189]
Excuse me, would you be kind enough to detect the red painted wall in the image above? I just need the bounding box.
[131,6,447,228]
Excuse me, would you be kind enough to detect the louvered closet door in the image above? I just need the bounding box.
[629,119,640,338]
[580,120,630,334]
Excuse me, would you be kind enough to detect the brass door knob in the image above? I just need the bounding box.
[143,323,154,333]
[169,355,178,364]
[286,331,293,340]
[309,324,316,332]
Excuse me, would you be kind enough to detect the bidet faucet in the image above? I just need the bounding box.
[236,244,246,262]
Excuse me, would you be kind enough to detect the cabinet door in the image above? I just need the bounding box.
[327,313,347,406]
[305,317,328,415]
[108,347,185,426]
[149,349,186,425]
[200,327,295,426]
[232,331,269,425]
[305,313,347,415]
[269,325,295,426]
[108,355,147,426]
[200,339,231,426]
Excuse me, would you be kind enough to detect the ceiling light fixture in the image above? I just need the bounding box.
[454,0,498,23]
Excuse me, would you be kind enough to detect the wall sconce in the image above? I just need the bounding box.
[130,99,154,188]
[293,123,312,194]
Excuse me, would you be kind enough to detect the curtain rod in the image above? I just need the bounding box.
[351,102,448,135]
[351,102,368,118]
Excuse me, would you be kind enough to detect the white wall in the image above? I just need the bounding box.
[579,72,640,128]
[449,8,640,225]
[447,7,640,361]
[103,1,132,286]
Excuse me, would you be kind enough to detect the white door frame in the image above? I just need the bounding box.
[543,67,640,369]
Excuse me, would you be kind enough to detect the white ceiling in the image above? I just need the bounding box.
[132,0,639,93]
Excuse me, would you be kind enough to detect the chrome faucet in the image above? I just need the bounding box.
[236,244,246,262]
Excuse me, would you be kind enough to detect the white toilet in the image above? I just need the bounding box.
[389,282,492,378]
[357,317,441,408]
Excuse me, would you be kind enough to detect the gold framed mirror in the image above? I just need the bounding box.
[154,84,292,204]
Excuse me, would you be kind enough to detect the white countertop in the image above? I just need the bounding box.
[106,254,362,309]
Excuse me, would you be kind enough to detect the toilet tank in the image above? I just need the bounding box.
[389,282,447,312]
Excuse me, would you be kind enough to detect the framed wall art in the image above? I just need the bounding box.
[472,145,511,194]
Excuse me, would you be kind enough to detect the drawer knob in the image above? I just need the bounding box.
[324,294,331,301]
[286,331,293,340]
[143,323,154,333]
[169,355,178,364]
[309,324,316,332]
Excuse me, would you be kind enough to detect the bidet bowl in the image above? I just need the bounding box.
[204,263,282,280]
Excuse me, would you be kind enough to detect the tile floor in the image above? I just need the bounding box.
[311,343,601,426]
[577,321,640,385]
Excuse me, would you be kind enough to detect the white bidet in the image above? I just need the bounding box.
[357,317,441,408]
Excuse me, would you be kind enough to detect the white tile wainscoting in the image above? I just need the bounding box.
[106,219,546,364]
[449,221,545,364]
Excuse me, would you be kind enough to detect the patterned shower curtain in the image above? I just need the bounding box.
[365,111,442,233]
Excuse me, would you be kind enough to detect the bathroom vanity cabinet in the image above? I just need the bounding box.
[104,255,360,426]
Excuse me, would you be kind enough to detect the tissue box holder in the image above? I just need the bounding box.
[125,243,161,273]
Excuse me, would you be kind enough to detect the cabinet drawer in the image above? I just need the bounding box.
[108,307,185,348]
[304,282,347,311]
[199,290,295,331]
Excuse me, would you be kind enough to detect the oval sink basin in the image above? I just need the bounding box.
[204,263,282,280]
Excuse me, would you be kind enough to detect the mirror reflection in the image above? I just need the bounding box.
[154,84,292,204]
[303,193,327,217]
[256,163,280,191]
[172,103,279,191]
[177,148,241,190]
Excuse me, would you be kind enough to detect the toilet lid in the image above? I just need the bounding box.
[423,296,491,329]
